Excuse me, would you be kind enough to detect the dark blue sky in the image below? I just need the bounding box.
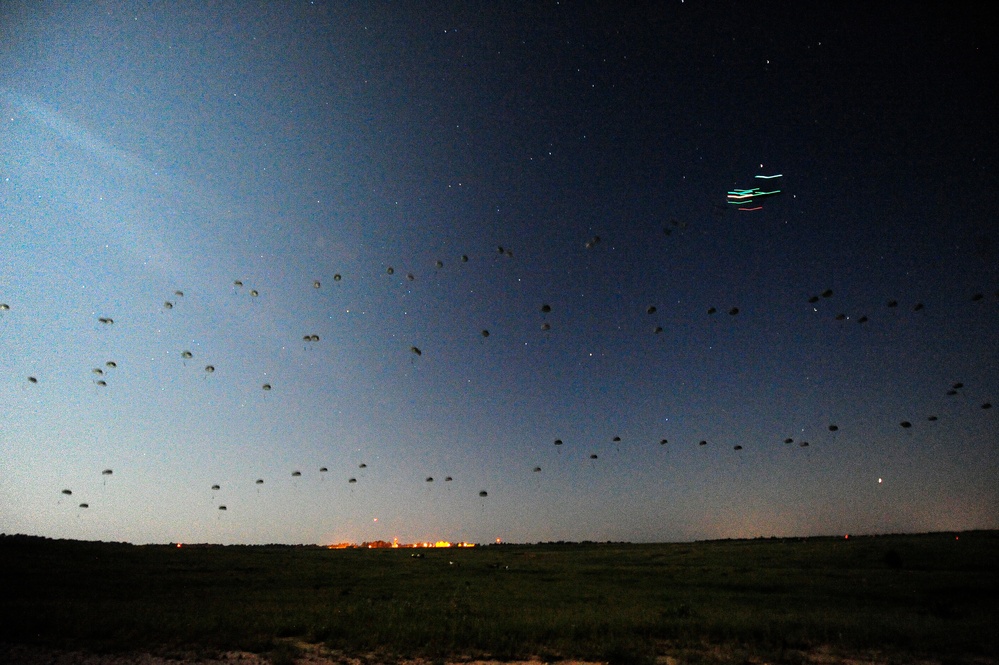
[1,1,996,545]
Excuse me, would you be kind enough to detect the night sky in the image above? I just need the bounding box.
[1,2,996,546]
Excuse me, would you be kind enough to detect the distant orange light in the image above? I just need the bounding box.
[844,534,849,539]
[177,543,182,548]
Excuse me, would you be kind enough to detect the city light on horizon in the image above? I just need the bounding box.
[327,539,476,550]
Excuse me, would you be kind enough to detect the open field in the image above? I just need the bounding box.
[1,532,997,664]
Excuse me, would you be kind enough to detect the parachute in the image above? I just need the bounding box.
[481,330,490,338]
[61,489,72,495]
[102,469,113,476]
[292,471,302,477]
[256,479,264,485]
[410,346,422,356]
[659,439,668,445]
[479,490,488,497]
[262,383,272,391]
[533,466,542,472]
[27,376,37,383]
[333,274,342,281]
[205,365,215,373]
[105,361,117,368]
[541,304,551,313]
[211,484,221,491]
[828,425,839,432]
[426,477,434,482]
[181,351,193,359]
[313,280,321,289]
[554,439,563,446]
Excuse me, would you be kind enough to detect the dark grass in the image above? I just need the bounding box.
[1,532,996,663]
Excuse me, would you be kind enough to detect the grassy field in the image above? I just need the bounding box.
[1,531,996,664]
